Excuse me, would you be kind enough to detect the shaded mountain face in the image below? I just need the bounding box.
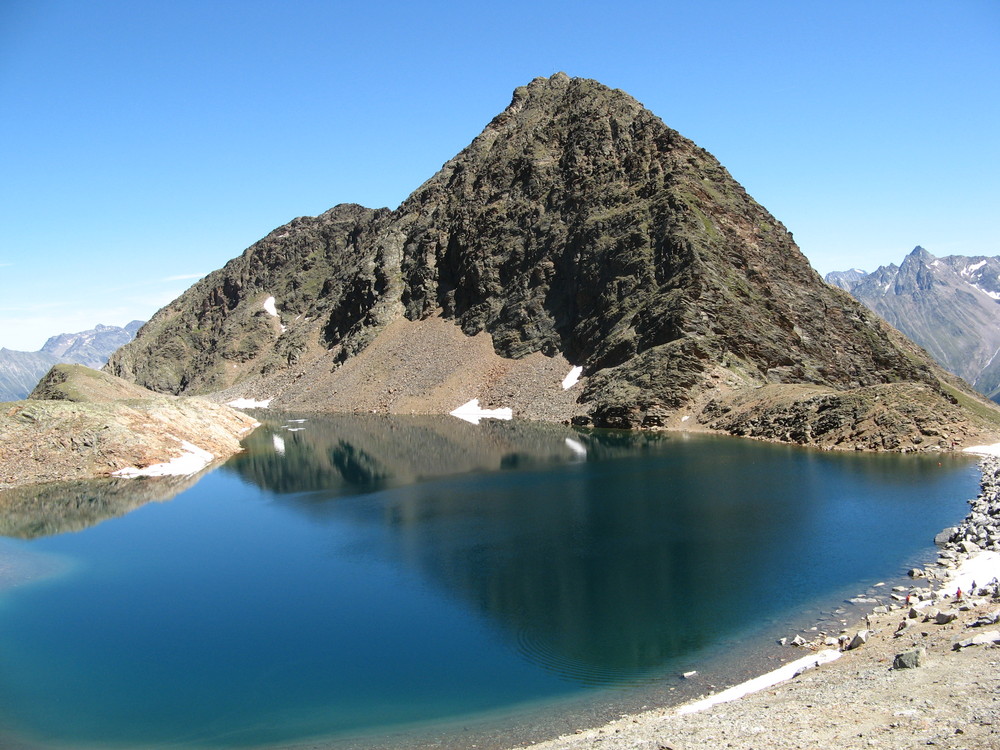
[0,321,143,402]
[827,247,1000,402]
[106,74,1000,447]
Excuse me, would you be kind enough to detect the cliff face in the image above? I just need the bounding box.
[828,247,1000,403]
[106,74,1000,448]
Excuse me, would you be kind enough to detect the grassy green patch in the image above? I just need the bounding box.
[940,381,1000,426]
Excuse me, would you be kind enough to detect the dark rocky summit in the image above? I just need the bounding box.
[106,74,1000,450]
[827,247,1000,403]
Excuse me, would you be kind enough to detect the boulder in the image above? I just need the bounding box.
[935,610,958,625]
[954,630,1000,650]
[935,528,957,546]
[892,647,926,669]
[847,630,870,650]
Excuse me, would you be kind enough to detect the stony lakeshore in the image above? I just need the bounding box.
[511,455,1000,750]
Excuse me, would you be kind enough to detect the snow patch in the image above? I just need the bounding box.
[227,398,272,409]
[972,284,1000,300]
[561,366,583,390]
[676,649,842,715]
[272,434,286,456]
[449,399,513,425]
[964,442,1000,457]
[962,260,986,276]
[938,551,1000,598]
[113,439,216,478]
[262,296,286,332]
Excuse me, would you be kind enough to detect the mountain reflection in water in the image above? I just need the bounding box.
[0,472,206,539]
[225,415,975,683]
[0,416,978,750]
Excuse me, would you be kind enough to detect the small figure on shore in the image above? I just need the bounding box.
[956,587,963,601]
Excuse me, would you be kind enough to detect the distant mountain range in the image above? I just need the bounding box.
[0,321,143,401]
[826,247,1000,401]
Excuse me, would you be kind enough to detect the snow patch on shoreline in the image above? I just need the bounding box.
[561,366,583,390]
[113,440,215,478]
[676,649,842,715]
[940,550,1000,597]
[449,399,513,425]
[227,398,273,409]
[963,442,1000,457]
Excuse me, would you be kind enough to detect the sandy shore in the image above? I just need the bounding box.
[512,457,1000,750]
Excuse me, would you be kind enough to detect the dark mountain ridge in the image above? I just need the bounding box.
[106,74,1000,450]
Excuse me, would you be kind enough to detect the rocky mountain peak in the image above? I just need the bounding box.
[105,76,1000,448]
[828,248,1000,402]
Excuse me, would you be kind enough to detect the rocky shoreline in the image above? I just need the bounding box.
[512,454,1000,750]
[0,365,258,490]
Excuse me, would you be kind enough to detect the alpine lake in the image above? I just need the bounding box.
[0,414,980,750]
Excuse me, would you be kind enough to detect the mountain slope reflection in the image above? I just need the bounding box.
[0,473,206,538]
[224,414,658,495]
[224,417,974,685]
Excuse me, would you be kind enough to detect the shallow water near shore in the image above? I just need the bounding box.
[0,416,980,749]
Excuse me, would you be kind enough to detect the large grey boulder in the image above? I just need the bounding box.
[892,647,926,669]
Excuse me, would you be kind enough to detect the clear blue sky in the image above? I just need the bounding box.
[1,0,997,350]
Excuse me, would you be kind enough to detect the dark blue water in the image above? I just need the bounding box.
[0,416,979,749]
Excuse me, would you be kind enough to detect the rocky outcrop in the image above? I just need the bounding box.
[0,365,257,489]
[0,321,143,402]
[105,74,1000,449]
[827,247,1000,402]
